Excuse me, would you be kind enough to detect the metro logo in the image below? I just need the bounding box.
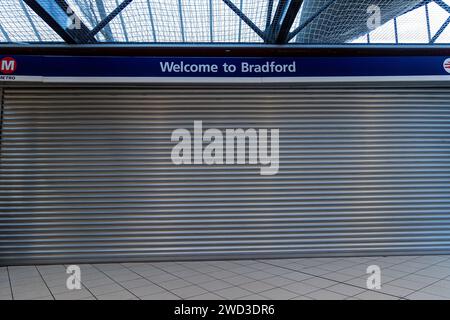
[444,58,450,74]
[1,57,17,74]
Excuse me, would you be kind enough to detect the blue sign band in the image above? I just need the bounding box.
[1,55,450,80]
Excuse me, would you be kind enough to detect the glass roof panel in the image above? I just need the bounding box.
[0,0,450,44]
[0,0,62,42]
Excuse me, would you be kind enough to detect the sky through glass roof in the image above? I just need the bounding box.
[0,0,450,44]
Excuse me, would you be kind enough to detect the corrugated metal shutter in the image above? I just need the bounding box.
[1,85,450,265]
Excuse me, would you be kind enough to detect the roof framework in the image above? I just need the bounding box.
[1,0,450,44]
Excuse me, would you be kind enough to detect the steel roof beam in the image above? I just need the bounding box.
[272,0,303,44]
[90,0,134,38]
[0,24,11,42]
[266,0,288,42]
[287,0,336,42]
[22,0,96,44]
[221,0,267,42]
[265,0,275,31]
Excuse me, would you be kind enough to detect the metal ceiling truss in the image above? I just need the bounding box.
[89,0,133,38]
[22,0,133,44]
[14,0,450,45]
[221,0,267,41]
[221,0,304,43]
[22,0,96,43]
[431,0,450,43]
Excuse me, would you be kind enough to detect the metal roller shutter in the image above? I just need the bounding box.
[1,85,450,265]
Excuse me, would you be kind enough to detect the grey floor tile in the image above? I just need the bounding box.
[170,270,202,278]
[402,274,441,285]
[381,268,410,279]
[215,286,253,299]
[119,278,154,290]
[262,276,295,287]
[179,261,210,268]
[288,259,323,268]
[10,277,45,287]
[210,261,242,269]
[246,271,275,281]
[121,262,147,268]
[171,285,208,299]
[436,260,450,268]
[37,265,65,273]
[389,262,430,273]
[259,288,297,300]
[184,274,217,285]
[209,270,237,280]
[411,256,448,264]
[307,289,348,300]
[95,264,128,272]
[160,278,194,290]
[336,267,366,277]
[354,290,399,300]
[13,289,52,300]
[49,284,84,295]
[344,276,367,288]
[0,286,13,296]
[284,282,320,295]
[222,275,255,286]
[189,292,223,300]
[415,266,450,279]
[406,292,448,300]
[237,294,269,300]
[77,272,106,281]
[388,279,430,291]
[302,277,337,289]
[12,284,49,294]
[127,265,159,273]
[281,272,312,282]
[247,262,275,271]
[158,264,189,273]
[146,273,179,283]
[4,255,450,301]
[377,284,414,297]
[107,273,141,282]
[0,294,13,300]
[322,272,356,282]
[129,284,166,297]
[54,290,93,300]
[89,283,124,296]
[140,291,180,300]
[194,266,222,274]
[234,260,257,266]
[31,296,54,300]
[227,266,258,274]
[262,266,291,276]
[239,281,275,293]
[39,273,67,281]
[425,279,450,290]
[300,267,330,276]
[420,284,450,298]
[290,295,314,300]
[326,283,366,296]
[96,290,136,300]
[198,279,233,291]
[83,277,116,288]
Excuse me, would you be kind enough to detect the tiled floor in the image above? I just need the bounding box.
[1,255,450,300]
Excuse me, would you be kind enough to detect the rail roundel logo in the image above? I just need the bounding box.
[0,57,17,74]
[444,58,450,74]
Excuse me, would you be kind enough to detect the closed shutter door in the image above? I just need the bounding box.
[1,86,450,265]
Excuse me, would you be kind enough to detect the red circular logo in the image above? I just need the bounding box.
[444,58,450,74]
[1,57,17,74]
